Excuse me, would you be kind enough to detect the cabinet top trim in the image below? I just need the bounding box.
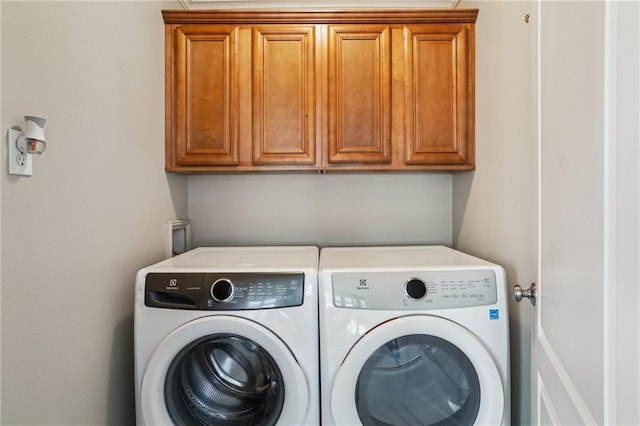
[162,9,478,24]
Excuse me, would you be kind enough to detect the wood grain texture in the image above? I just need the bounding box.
[403,23,474,166]
[173,25,240,166]
[327,25,391,164]
[163,9,477,173]
[252,25,317,165]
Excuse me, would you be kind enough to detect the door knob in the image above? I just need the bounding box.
[513,282,537,306]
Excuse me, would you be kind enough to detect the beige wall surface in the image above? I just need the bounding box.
[1,1,186,424]
[2,1,538,424]
[188,173,453,247]
[453,1,537,425]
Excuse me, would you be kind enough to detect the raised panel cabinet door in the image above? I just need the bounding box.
[172,25,240,166]
[403,23,474,167]
[252,25,317,165]
[327,25,392,164]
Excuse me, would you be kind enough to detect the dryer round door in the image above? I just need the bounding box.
[141,315,309,426]
[331,315,504,426]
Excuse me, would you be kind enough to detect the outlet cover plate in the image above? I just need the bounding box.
[7,128,32,176]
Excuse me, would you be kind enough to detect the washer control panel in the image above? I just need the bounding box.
[332,270,497,310]
[145,272,304,310]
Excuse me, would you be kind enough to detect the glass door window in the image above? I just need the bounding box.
[164,334,285,426]
[355,335,481,426]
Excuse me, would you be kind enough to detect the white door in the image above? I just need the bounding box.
[525,1,640,424]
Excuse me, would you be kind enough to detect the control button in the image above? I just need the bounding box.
[211,279,234,303]
[405,278,427,300]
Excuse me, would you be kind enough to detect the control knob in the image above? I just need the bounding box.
[211,278,234,303]
[405,278,427,300]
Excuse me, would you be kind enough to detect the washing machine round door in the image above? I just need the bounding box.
[141,316,309,426]
[331,315,504,426]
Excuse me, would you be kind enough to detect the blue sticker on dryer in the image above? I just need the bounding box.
[489,309,499,320]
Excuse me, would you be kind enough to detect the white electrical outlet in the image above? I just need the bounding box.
[7,128,32,176]
[16,154,27,167]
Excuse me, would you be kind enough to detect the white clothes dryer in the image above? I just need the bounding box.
[319,246,510,426]
[134,246,320,426]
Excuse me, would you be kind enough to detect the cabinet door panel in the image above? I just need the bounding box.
[328,25,391,164]
[174,25,239,166]
[403,24,474,166]
[253,26,317,165]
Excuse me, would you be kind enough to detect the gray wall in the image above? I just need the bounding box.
[1,1,186,424]
[1,1,537,425]
[189,173,452,247]
[454,2,537,425]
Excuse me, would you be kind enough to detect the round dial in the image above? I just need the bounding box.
[405,278,427,300]
[210,278,234,303]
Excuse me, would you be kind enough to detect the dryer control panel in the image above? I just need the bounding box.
[332,270,497,310]
[145,272,304,310]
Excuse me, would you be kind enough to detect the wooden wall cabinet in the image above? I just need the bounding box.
[327,24,392,165]
[252,25,318,166]
[163,10,477,173]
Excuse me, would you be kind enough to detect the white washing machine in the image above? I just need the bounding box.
[319,246,510,426]
[134,246,320,426]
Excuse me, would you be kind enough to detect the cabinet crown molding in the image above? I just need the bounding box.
[162,8,479,24]
[177,0,461,11]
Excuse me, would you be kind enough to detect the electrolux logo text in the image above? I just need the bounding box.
[357,279,370,290]
[166,278,179,291]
